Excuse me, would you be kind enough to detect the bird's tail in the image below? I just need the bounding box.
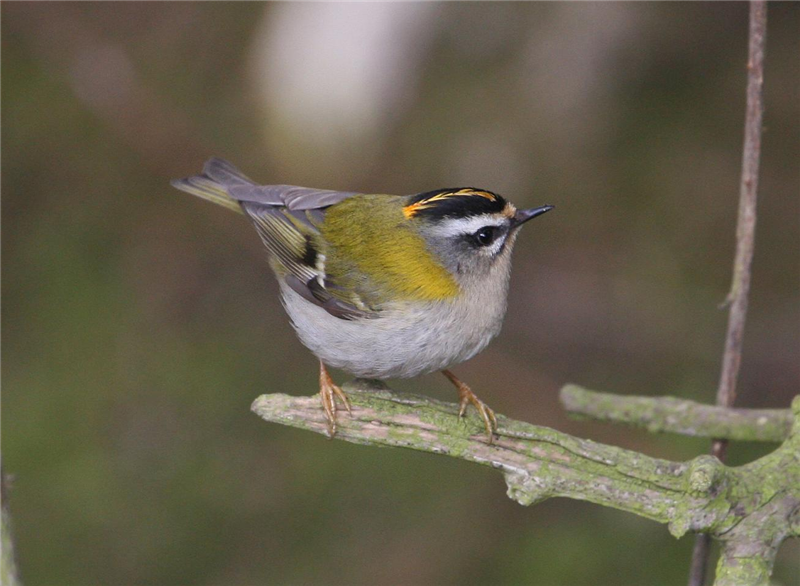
[171,158,255,214]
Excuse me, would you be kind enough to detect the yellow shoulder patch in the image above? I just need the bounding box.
[322,194,460,303]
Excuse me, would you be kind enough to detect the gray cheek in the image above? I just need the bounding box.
[426,234,467,275]
[423,229,513,279]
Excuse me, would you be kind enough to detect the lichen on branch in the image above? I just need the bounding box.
[251,381,800,562]
[560,385,792,442]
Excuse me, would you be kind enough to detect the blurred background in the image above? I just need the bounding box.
[2,3,798,585]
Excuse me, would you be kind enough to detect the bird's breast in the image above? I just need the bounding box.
[280,258,512,379]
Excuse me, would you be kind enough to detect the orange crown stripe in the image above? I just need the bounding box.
[403,189,498,218]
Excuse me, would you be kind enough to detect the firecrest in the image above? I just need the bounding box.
[172,158,553,441]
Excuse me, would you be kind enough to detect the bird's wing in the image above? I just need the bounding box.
[199,158,375,320]
[228,184,362,211]
[243,204,375,320]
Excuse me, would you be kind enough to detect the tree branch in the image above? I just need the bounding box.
[560,385,792,442]
[714,0,767,437]
[252,382,800,565]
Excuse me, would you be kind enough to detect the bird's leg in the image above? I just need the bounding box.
[441,369,498,443]
[319,360,352,438]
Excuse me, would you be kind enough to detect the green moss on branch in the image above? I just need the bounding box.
[252,383,799,544]
[560,384,792,442]
[252,385,799,586]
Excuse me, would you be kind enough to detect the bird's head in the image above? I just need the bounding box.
[402,188,553,282]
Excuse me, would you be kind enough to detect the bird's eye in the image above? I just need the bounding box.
[473,226,496,247]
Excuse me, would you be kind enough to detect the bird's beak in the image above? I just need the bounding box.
[512,205,554,228]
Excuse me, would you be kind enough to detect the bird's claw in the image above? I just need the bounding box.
[443,370,498,443]
[319,362,352,438]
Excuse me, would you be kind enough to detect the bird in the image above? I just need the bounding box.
[172,158,553,442]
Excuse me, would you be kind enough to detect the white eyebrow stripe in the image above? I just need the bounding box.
[434,214,507,238]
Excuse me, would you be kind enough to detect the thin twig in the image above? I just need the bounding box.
[688,2,767,585]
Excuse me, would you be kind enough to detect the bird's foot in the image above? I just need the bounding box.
[442,370,498,443]
[319,361,352,438]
